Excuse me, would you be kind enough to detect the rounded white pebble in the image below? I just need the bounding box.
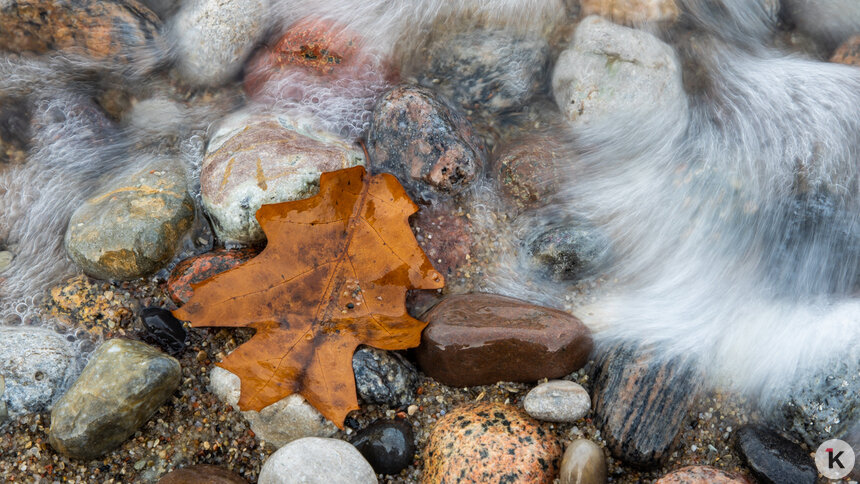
[258,437,378,484]
[524,380,591,423]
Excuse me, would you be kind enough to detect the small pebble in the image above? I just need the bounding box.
[560,439,606,484]
[524,380,591,423]
[350,419,415,475]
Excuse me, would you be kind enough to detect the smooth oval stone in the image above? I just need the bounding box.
[209,366,337,448]
[415,293,593,387]
[157,464,248,484]
[655,466,752,484]
[49,339,181,459]
[350,419,415,475]
[735,425,817,484]
[352,346,418,408]
[367,85,486,200]
[591,344,699,468]
[200,112,365,244]
[0,327,82,417]
[422,402,562,483]
[140,307,188,357]
[0,0,163,70]
[258,437,377,484]
[560,439,606,484]
[418,29,550,114]
[528,223,611,281]
[167,247,260,305]
[65,161,194,280]
[170,0,269,86]
[524,380,591,423]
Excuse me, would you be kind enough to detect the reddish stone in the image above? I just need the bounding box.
[410,203,473,278]
[415,293,593,387]
[157,464,248,484]
[423,403,562,484]
[167,247,261,305]
[244,17,397,98]
[831,35,860,66]
[493,134,566,212]
[655,466,752,484]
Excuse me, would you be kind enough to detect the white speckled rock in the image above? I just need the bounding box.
[560,439,607,484]
[209,366,337,448]
[258,437,377,484]
[524,380,591,422]
[0,327,81,418]
[170,0,269,86]
[200,112,365,244]
[552,16,687,149]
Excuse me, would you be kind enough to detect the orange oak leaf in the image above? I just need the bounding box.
[172,166,444,427]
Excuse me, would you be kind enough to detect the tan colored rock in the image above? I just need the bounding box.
[580,0,679,25]
[560,440,606,484]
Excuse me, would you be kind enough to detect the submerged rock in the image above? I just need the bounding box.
[65,161,194,280]
[409,202,474,278]
[580,0,679,25]
[170,0,269,86]
[559,439,606,484]
[367,85,486,200]
[200,112,365,244]
[419,29,550,114]
[415,293,593,387]
[352,346,418,408]
[591,344,699,468]
[49,339,181,459]
[0,327,81,417]
[258,437,377,484]
[350,419,415,475]
[831,35,860,66]
[528,223,610,281]
[0,0,163,70]
[209,366,337,448]
[493,133,565,212]
[423,402,562,483]
[735,425,817,484]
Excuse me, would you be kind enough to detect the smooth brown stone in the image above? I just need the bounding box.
[422,402,562,484]
[655,466,752,484]
[493,133,565,212]
[591,344,700,468]
[0,0,162,67]
[415,293,593,387]
[157,464,248,484]
[831,35,860,66]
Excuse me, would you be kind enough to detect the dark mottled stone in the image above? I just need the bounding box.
[735,425,817,484]
[423,403,561,483]
[350,419,415,475]
[591,344,700,468]
[831,35,860,66]
[352,346,418,408]
[493,134,564,212]
[140,307,188,357]
[415,293,593,387]
[367,85,486,200]
[655,466,752,484]
[420,29,550,115]
[0,0,163,69]
[157,464,248,484]
[410,202,473,278]
[167,247,261,305]
[528,223,610,281]
[0,96,31,164]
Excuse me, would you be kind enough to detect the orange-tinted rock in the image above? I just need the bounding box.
[423,403,562,484]
[580,0,679,25]
[493,134,565,212]
[655,466,752,484]
[831,35,860,66]
[167,247,261,305]
[157,464,248,484]
[415,293,593,387]
[410,203,473,278]
[591,344,699,468]
[0,0,163,68]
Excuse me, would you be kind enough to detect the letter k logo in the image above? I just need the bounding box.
[827,448,845,469]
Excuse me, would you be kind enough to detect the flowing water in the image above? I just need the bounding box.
[0,0,858,421]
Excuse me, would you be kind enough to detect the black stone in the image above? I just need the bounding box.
[591,343,700,468]
[140,307,187,357]
[350,419,415,475]
[527,222,610,281]
[735,425,817,484]
[352,346,418,407]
